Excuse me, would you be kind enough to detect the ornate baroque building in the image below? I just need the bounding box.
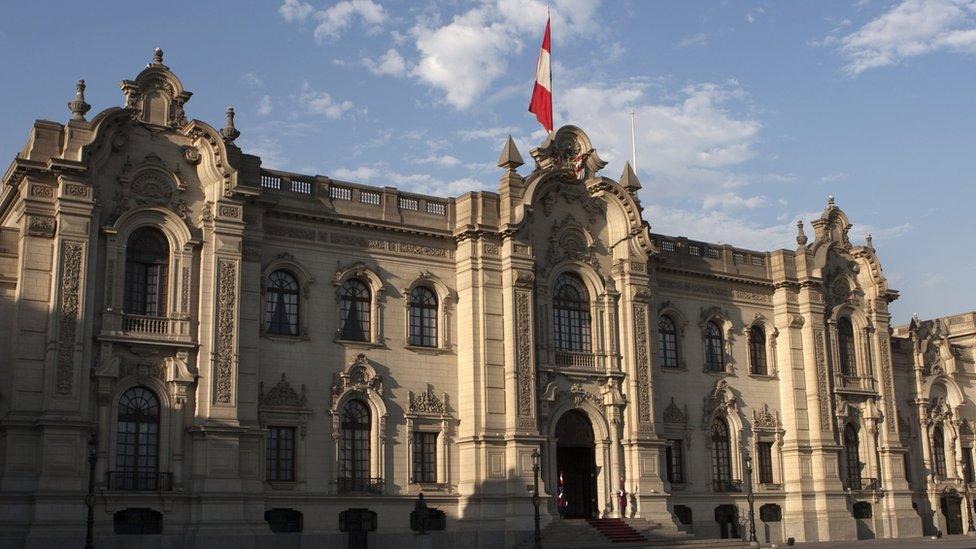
[1,51,974,548]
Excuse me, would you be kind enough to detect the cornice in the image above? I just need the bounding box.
[263,209,456,240]
[654,264,776,289]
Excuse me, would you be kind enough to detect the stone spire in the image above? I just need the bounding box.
[865,233,874,250]
[221,106,240,143]
[619,161,641,192]
[497,135,524,171]
[67,79,91,121]
[796,220,808,246]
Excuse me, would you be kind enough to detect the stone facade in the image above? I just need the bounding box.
[0,50,971,548]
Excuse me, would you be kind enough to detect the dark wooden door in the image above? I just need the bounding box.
[715,504,739,539]
[942,496,963,535]
[557,446,597,519]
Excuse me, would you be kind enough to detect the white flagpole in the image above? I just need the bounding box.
[630,109,637,171]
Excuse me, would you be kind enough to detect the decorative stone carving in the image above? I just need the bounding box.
[530,125,607,180]
[213,259,237,405]
[928,397,953,425]
[515,290,535,426]
[569,383,601,408]
[702,379,737,427]
[880,338,897,433]
[813,330,831,430]
[331,354,384,409]
[789,314,805,329]
[119,359,166,380]
[658,278,772,305]
[753,403,780,430]
[27,215,56,237]
[55,241,84,395]
[513,268,535,288]
[30,184,55,198]
[260,373,307,408]
[410,385,446,414]
[663,397,687,424]
[633,304,652,426]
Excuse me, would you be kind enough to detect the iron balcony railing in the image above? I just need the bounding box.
[712,479,743,493]
[335,477,384,494]
[107,471,173,491]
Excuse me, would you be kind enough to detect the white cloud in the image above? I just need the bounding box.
[240,72,264,88]
[314,0,388,42]
[410,0,600,109]
[458,126,522,142]
[298,82,354,118]
[331,164,489,196]
[240,136,289,169]
[676,33,709,49]
[649,206,819,251]
[413,154,463,167]
[279,0,388,42]
[702,192,767,210]
[257,95,273,116]
[746,7,765,24]
[279,0,315,22]
[820,171,849,183]
[829,0,976,75]
[363,48,408,76]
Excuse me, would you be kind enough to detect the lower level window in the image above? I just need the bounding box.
[412,432,437,483]
[267,427,295,482]
[666,439,684,484]
[757,441,774,484]
[114,508,162,535]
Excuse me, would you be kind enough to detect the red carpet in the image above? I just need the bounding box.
[585,518,648,543]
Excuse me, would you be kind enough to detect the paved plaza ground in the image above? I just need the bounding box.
[782,535,976,548]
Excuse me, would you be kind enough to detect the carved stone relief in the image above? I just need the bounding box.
[516,290,535,429]
[633,304,652,426]
[213,259,237,405]
[813,330,831,430]
[56,241,84,395]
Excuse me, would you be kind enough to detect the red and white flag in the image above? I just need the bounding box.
[528,15,552,133]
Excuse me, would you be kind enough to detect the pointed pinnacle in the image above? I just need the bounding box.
[221,106,240,142]
[497,135,524,171]
[619,161,641,192]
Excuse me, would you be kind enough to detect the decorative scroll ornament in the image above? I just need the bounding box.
[927,397,953,425]
[119,360,166,381]
[702,379,737,428]
[260,373,308,408]
[410,385,446,414]
[663,397,687,424]
[569,383,601,408]
[753,403,781,430]
[331,354,383,410]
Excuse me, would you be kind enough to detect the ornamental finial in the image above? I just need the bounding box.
[67,79,91,121]
[865,233,874,250]
[827,195,835,205]
[221,106,240,142]
[796,220,808,246]
[152,47,164,66]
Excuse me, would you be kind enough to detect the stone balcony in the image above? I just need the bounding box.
[99,311,194,347]
[834,374,877,395]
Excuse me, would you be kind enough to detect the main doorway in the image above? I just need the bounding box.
[941,492,963,535]
[715,504,739,539]
[555,410,597,519]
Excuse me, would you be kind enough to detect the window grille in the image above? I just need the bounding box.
[412,432,438,483]
[553,273,591,352]
[267,427,295,482]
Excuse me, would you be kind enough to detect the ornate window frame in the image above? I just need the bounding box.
[538,263,616,371]
[657,301,688,371]
[261,253,314,340]
[402,270,456,353]
[405,384,457,494]
[662,396,691,490]
[745,314,778,379]
[258,373,312,489]
[827,306,874,381]
[332,262,384,347]
[329,354,389,493]
[702,379,745,492]
[107,378,174,491]
[751,403,785,491]
[700,307,734,374]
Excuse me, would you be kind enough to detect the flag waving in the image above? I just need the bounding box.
[528,15,552,133]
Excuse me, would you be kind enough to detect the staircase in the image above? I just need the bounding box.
[523,518,756,548]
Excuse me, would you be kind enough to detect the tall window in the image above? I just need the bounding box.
[339,279,371,342]
[265,270,299,335]
[339,400,371,491]
[964,447,975,484]
[933,426,948,478]
[116,386,160,490]
[412,432,437,483]
[844,424,861,489]
[711,418,733,491]
[408,287,438,347]
[757,441,774,484]
[659,316,679,368]
[267,426,295,482]
[704,321,725,372]
[552,273,591,352]
[749,325,767,375]
[123,227,169,316]
[666,439,685,484]
[838,317,856,376]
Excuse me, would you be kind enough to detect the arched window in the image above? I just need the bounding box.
[659,316,679,368]
[339,279,371,342]
[844,424,861,489]
[704,321,725,372]
[408,286,438,347]
[749,325,767,375]
[711,418,733,491]
[838,317,856,376]
[339,400,371,492]
[123,227,169,316]
[933,426,948,478]
[265,270,300,335]
[116,387,160,490]
[552,273,591,352]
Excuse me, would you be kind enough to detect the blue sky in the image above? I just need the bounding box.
[1,0,974,324]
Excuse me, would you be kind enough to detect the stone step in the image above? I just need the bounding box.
[523,518,755,549]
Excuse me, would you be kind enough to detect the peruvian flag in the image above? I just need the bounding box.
[528,15,553,133]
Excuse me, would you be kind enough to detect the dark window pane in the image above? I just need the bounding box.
[711,419,732,489]
[705,321,724,372]
[412,432,438,483]
[553,273,591,352]
[123,227,169,317]
[933,426,948,478]
[339,400,371,488]
[757,441,774,484]
[844,424,861,488]
[667,439,684,484]
[265,270,300,335]
[409,287,438,347]
[964,448,974,483]
[838,317,856,376]
[267,426,295,482]
[340,279,371,341]
[749,325,767,375]
[116,387,160,491]
[659,316,679,368]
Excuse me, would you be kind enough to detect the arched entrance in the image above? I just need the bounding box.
[555,410,597,519]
